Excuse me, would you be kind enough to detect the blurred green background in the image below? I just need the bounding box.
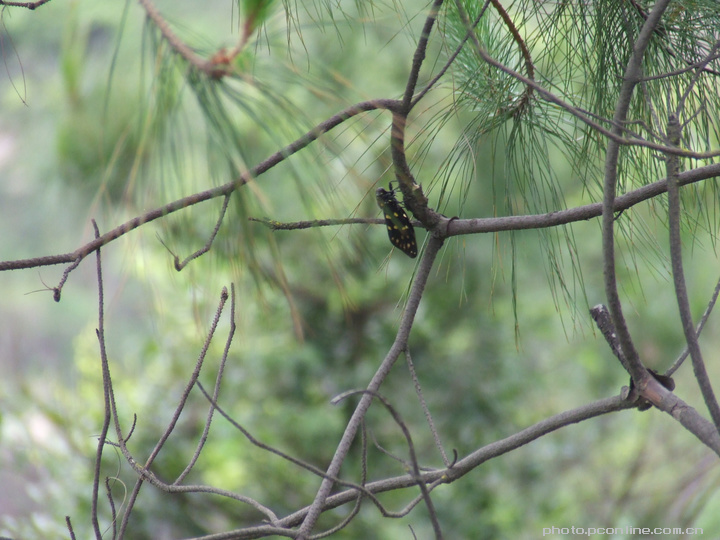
[1,1,720,538]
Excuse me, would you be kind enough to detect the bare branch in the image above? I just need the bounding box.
[665,113,720,428]
[402,0,445,111]
[331,389,443,539]
[175,284,237,484]
[0,99,401,274]
[174,194,232,271]
[600,0,674,388]
[90,220,111,540]
[298,234,446,537]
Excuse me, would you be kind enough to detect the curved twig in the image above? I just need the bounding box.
[600,0,674,387]
[489,0,534,113]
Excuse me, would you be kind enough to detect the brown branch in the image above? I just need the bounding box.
[665,113,720,429]
[173,194,231,271]
[411,1,492,108]
[175,284,237,485]
[248,161,720,239]
[202,395,633,539]
[332,390,443,539]
[91,220,109,540]
[402,0,445,111]
[297,234,446,538]
[406,348,451,467]
[445,161,720,236]
[600,0,673,388]
[0,99,401,282]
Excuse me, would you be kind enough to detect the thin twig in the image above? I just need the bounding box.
[104,477,118,540]
[175,284,237,484]
[204,395,633,539]
[589,304,625,364]
[118,288,231,535]
[249,216,385,230]
[406,348,450,467]
[402,0,445,111]
[676,39,720,120]
[65,516,76,540]
[175,194,232,270]
[489,0,534,112]
[195,381,396,519]
[666,275,720,376]
[333,390,443,539]
[90,220,111,540]
[411,1,492,108]
[145,288,229,468]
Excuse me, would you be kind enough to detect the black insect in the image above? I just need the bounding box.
[375,183,417,258]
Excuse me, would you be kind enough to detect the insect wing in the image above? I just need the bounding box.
[376,188,417,258]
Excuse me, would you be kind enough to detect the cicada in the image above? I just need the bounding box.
[375,183,417,258]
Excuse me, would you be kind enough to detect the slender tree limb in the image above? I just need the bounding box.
[253,162,720,238]
[195,381,412,523]
[445,162,720,235]
[249,216,381,230]
[104,477,118,540]
[402,0,445,111]
[332,390,443,540]
[676,39,720,120]
[117,288,274,535]
[297,234,445,537]
[90,221,110,540]
[65,516,76,540]
[199,395,634,540]
[601,0,674,388]
[173,194,232,271]
[393,0,445,227]
[411,1,492,108]
[590,304,626,369]
[0,99,401,274]
[175,285,237,484]
[665,113,720,429]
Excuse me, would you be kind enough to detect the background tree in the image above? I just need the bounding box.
[1,0,720,538]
